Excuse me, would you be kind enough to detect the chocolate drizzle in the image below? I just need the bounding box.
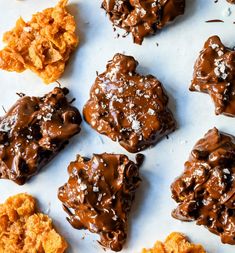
[58,153,142,251]
[0,87,82,185]
[171,128,235,245]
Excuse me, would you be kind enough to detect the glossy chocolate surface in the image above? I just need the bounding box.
[0,87,82,185]
[102,0,185,45]
[58,153,142,251]
[190,36,235,117]
[83,53,176,153]
[171,128,235,245]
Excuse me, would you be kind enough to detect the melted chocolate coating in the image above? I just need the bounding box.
[83,53,176,153]
[102,0,185,44]
[190,36,235,117]
[58,153,142,252]
[0,87,82,185]
[171,128,235,245]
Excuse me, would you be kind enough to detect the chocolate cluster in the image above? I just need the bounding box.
[171,128,235,245]
[190,36,235,117]
[58,153,143,251]
[0,87,82,185]
[83,53,176,153]
[102,0,185,44]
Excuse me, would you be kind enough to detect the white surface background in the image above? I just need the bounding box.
[0,0,234,252]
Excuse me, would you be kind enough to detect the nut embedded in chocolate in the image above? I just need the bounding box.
[83,53,176,153]
[58,153,142,251]
[171,127,235,245]
[0,87,82,185]
[190,36,235,117]
[102,0,185,45]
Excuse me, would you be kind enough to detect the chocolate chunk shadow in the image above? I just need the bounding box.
[125,171,150,249]
[167,90,178,129]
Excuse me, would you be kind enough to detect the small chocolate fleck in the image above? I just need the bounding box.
[205,19,224,23]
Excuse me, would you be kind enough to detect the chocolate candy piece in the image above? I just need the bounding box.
[83,53,176,153]
[102,0,185,45]
[190,36,235,117]
[58,153,142,252]
[227,0,235,3]
[171,128,235,245]
[0,87,82,185]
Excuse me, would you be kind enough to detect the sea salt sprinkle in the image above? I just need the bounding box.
[127,114,141,133]
[148,108,155,115]
[214,59,227,80]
